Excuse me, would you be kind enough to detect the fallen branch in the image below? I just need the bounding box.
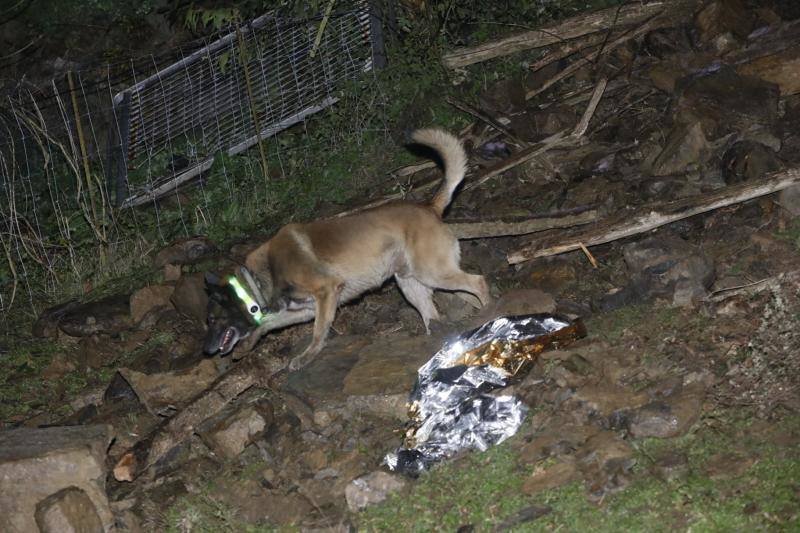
[528,32,607,73]
[113,356,285,482]
[707,270,800,302]
[442,0,697,69]
[445,96,528,146]
[525,20,653,101]
[449,209,599,239]
[507,167,800,265]
[392,160,437,177]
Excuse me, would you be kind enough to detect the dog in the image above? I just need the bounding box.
[204,128,490,370]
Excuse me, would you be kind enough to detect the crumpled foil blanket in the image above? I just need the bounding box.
[385,314,585,475]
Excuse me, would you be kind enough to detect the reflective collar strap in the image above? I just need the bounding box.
[227,275,265,324]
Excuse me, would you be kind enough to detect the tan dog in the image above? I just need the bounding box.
[206,129,490,370]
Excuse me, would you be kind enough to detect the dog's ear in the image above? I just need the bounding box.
[205,272,223,287]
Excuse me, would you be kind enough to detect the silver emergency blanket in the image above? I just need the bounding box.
[385,314,581,476]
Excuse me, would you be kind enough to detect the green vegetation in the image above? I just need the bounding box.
[360,414,800,531]
[0,328,175,421]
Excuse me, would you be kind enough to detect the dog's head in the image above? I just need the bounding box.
[203,272,258,356]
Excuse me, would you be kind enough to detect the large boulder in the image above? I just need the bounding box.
[0,425,114,533]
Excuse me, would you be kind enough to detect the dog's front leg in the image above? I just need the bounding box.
[288,286,339,371]
[237,308,316,353]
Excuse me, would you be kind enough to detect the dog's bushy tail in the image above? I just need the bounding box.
[411,128,468,217]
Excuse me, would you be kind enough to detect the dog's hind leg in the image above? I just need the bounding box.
[289,284,340,371]
[396,275,440,333]
[425,271,491,309]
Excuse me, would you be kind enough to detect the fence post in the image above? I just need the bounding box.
[114,91,131,206]
[369,0,387,68]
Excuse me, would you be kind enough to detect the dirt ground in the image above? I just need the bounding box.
[3,0,800,531]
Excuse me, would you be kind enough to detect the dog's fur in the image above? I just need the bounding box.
[204,129,490,370]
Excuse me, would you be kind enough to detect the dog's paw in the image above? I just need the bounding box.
[288,354,310,372]
[237,336,257,353]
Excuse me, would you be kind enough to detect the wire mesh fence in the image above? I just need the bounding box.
[0,1,385,314]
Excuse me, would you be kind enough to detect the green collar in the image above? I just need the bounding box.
[228,275,265,324]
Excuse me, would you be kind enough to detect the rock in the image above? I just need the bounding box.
[675,68,780,141]
[620,234,716,306]
[522,461,579,495]
[579,431,634,470]
[650,121,709,176]
[0,425,113,533]
[103,373,140,405]
[58,295,132,337]
[117,358,221,416]
[705,452,755,479]
[648,61,688,93]
[345,471,407,512]
[779,185,800,217]
[511,106,578,142]
[42,353,77,380]
[170,273,208,325]
[129,285,174,324]
[211,478,313,525]
[694,0,754,43]
[301,448,329,471]
[650,450,690,481]
[32,300,80,338]
[526,261,577,293]
[74,335,112,370]
[285,336,367,405]
[345,394,408,420]
[477,78,527,116]
[518,423,600,464]
[573,384,650,417]
[643,27,692,59]
[578,431,636,503]
[494,504,552,531]
[721,141,781,184]
[475,288,556,323]
[35,486,104,533]
[197,400,274,459]
[738,45,800,96]
[627,389,703,438]
[163,263,182,282]
[672,278,708,307]
[341,335,439,398]
[711,32,739,55]
[152,236,216,268]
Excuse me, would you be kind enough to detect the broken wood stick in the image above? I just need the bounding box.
[528,32,607,73]
[525,19,653,101]
[113,356,285,482]
[707,269,800,302]
[449,209,599,239]
[392,160,436,177]
[441,0,697,69]
[507,167,800,265]
[445,96,528,146]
